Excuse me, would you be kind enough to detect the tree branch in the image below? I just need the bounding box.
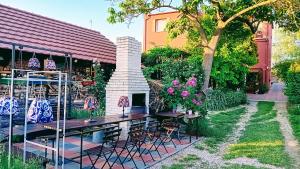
[224,0,278,27]
[236,16,257,33]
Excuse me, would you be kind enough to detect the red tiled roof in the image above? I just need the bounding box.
[0,4,116,64]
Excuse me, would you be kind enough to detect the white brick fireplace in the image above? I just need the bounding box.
[105,36,150,115]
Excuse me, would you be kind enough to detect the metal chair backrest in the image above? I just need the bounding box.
[128,122,146,143]
[102,125,122,145]
[161,119,179,128]
[146,120,160,132]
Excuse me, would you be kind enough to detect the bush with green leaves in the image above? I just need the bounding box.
[88,64,106,116]
[204,90,247,111]
[285,71,300,104]
[273,60,294,81]
[0,153,41,169]
[163,77,207,116]
[142,47,204,88]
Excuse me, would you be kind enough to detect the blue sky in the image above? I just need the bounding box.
[0,0,144,43]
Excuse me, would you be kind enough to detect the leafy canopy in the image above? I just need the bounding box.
[108,0,299,45]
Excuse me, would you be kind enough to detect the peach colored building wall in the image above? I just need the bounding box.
[144,11,187,51]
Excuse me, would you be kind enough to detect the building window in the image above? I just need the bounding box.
[155,19,166,32]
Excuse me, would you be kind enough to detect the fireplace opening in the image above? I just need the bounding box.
[131,93,146,113]
[132,93,146,106]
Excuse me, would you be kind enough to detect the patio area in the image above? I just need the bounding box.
[1,112,200,169]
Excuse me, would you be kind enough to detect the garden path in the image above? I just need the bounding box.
[218,101,257,156]
[247,82,287,102]
[150,102,284,169]
[275,102,300,167]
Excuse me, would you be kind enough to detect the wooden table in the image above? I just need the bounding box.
[43,113,149,169]
[1,113,149,169]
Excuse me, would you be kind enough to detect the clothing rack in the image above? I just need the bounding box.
[0,38,72,169]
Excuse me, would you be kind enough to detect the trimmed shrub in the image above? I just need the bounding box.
[204,90,247,111]
[285,72,300,104]
[258,84,269,94]
[273,60,294,81]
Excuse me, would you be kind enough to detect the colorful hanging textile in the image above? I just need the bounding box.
[83,97,97,110]
[28,53,40,69]
[0,97,19,116]
[27,99,53,123]
[45,55,56,70]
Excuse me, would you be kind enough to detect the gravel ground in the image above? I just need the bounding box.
[275,102,300,168]
[149,102,286,169]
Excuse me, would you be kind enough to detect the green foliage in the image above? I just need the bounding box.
[70,109,90,119]
[272,29,300,62]
[162,77,206,115]
[288,105,300,142]
[188,117,210,137]
[210,21,258,89]
[273,60,294,81]
[142,47,204,87]
[162,154,199,169]
[107,0,299,89]
[142,47,189,80]
[204,90,247,111]
[225,102,291,168]
[195,108,247,153]
[0,153,41,169]
[258,84,269,94]
[88,65,106,115]
[285,71,300,104]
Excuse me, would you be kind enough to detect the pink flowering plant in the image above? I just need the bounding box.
[163,76,206,114]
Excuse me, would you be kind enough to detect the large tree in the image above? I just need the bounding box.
[107,0,300,90]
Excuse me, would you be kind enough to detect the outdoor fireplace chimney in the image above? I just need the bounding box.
[105,36,150,115]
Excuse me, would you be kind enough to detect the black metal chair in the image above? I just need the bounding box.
[85,125,122,169]
[111,122,149,169]
[146,118,179,155]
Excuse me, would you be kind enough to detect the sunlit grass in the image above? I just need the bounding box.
[195,108,246,153]
[162,154,199,169]
[288,104,300,143]
[225,102,292,167]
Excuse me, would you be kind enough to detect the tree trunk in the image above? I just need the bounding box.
[202,26,223,90]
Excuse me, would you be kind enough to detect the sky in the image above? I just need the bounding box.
[0,0,144,43]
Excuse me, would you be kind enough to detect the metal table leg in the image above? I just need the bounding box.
[80,130,83,169]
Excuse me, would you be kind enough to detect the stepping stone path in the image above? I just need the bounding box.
[150,101,300,169]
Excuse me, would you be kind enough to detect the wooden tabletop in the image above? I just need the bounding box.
[155,112,185,118]
[43,113,149,131]
[0,113,149,137]
[155,112,202,119]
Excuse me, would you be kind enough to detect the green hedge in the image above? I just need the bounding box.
[285,72,300,104]
[204,90,247,111]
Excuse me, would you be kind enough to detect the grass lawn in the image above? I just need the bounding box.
[196,107,246,153]
[0,153,41,169]
[225,102,292,168]
[162,154,200,169]
[287,104,300,143]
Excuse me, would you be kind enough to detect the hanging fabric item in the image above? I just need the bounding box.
[28,52,40,69]
[45,54,56,70]
[0,97,19,116]
[83,96,97,111]
[0,84,19,116]
[27,82,53,123]
[27,99,53,123]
